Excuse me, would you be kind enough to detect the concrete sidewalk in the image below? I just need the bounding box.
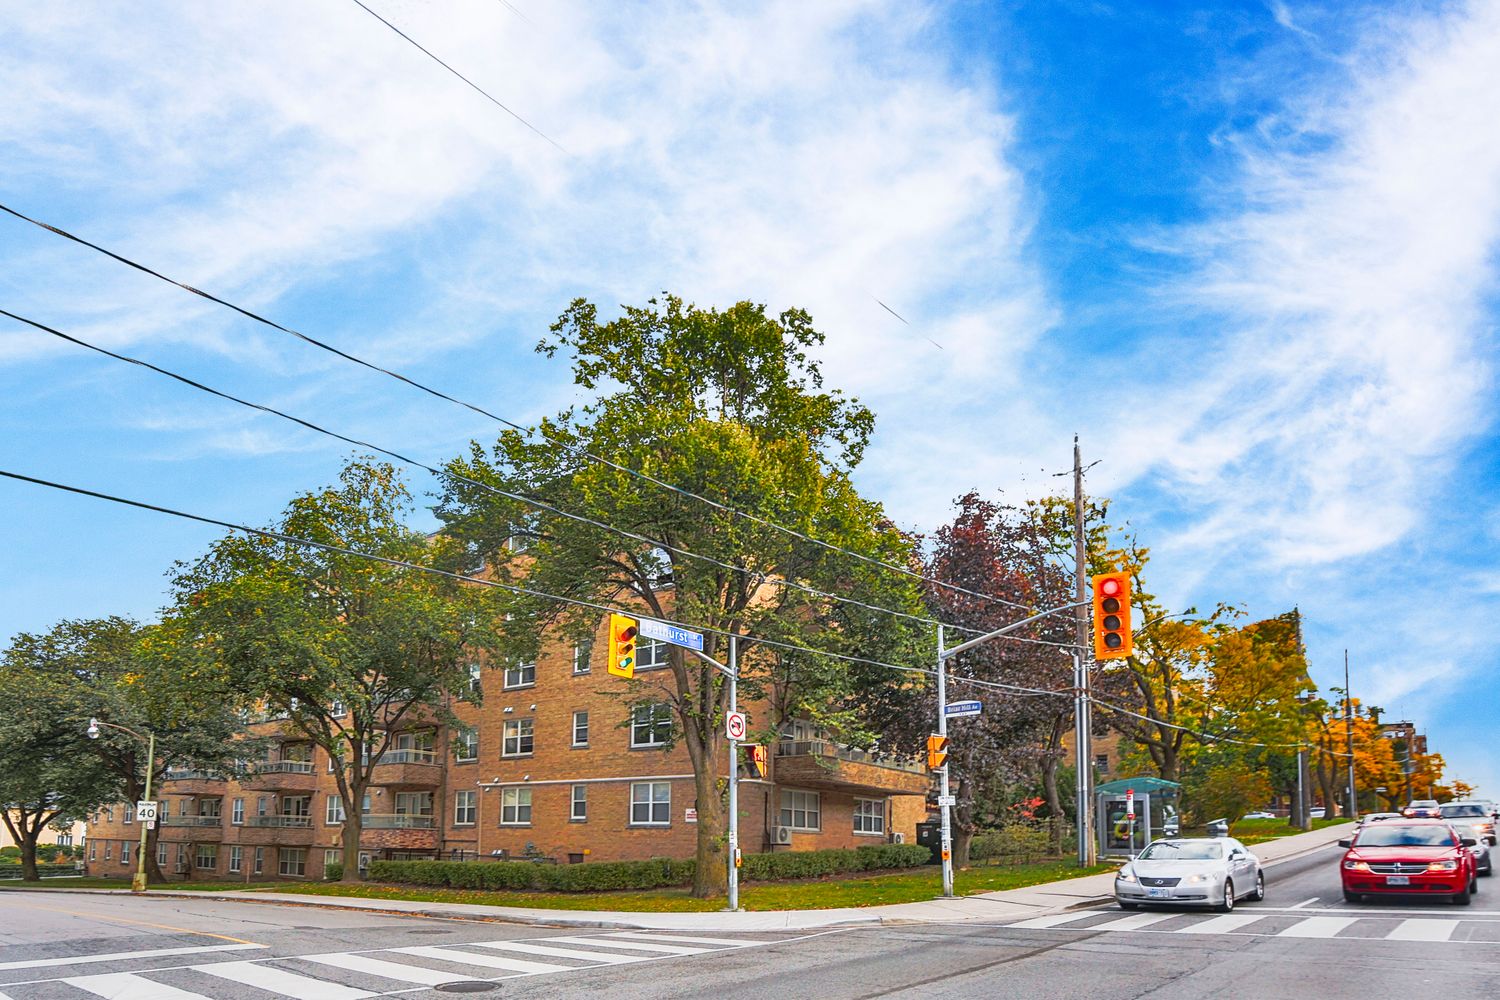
[28,823,1356,932]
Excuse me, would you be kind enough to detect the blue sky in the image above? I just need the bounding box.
[2,1,1497,793]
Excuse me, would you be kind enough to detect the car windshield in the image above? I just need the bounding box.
[1355,825,1457,847]
[1441,805,1486,818]
[1138,841,1222,860]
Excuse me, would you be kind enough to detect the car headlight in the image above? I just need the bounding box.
[1116,869,1136,883]
[1427,860,1458,871]
[1186,874,1209,884]
[1343,860,1369,871]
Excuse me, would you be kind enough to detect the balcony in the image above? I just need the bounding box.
[773,740,930,796]
[240,760,318,792]
[160,770,228,796]
[237,814,316,845]
[362,813,436,829]
[157,815,224,840]
[370,749,443,789]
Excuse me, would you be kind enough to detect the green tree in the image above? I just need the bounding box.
[1,617,249,883]
[436,295,924,898]
[173,460,502,882]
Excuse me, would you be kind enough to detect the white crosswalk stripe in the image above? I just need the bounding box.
[466,939,649,964]
[386,944,570,974]
[1173,913,1265,934]
[1083,912,1177,932]
[1388,918,1459,942]
[1007,912,1098,930]
[64,972,218,999]
[537,935,714,954]
[1279,916,1358,938]
[294,952,475,987]
[1003,909,1484,944]
[194,960,377,999]
[604,932,763,947]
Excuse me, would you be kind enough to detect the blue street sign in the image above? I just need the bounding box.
[638,617,706,652]
[944,700,982,718]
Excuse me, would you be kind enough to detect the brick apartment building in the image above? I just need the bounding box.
[85,613,931,882]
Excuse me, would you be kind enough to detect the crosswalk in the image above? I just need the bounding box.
[0,930,786,999]
[1003,907,1500,944]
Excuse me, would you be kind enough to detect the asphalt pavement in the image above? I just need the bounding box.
[3,842,1497,999]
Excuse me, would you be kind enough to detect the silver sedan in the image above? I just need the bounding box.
[1114,837,1265,912]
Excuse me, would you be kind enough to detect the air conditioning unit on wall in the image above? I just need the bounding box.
[892,832,905,844]
[771,826,793,846]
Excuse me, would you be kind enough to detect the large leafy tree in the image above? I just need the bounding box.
[436,295,924,897]
[173,460,502,882]
[0,617,248,883]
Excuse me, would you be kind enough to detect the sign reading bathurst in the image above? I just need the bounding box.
[638,617,705,651]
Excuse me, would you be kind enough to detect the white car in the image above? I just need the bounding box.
[1115,837,1265,912]
[1241,811,1277,820]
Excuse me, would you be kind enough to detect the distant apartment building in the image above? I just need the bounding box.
[85,613,930,881]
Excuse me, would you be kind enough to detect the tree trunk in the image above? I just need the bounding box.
[688,738,727,898]
[20,830,40,882]
[341,778,367,882]
[953,827,974,869]
[1041,717,1065,854]
[144,825,167,884]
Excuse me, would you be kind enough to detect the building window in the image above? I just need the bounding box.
[454,729,479,762]
[256,797,268,818]
[1094,753,1109,773]
[156,842,167,866]
[254,847,265,875]
[572,711,589,747]
[57,833,73,847]
[573,641,592,674]
[179,798,189,816]
[630,703,672,748]
[463,663,482,700]
[323,849,342,870]
[780,789,820,832]
[853,798,885,835]
[503,660,536,689]
[196,845,217,870]
[105,807,114,823]
[570,784,588,822]
[279,848,306,877]
[630,782,671,826]
[228,846,242,874]
[502,719,534,757]
[231,798,245,825]
[326,794,346,825]
[123,804,134,824]
[104,842,112,861]
[454,790,477,826]
[330,700,346,718]
[637,637,668,671]
[199,798,222,819]
[500,788,532,826]
[89,843,97,862]
[120,842,130,865]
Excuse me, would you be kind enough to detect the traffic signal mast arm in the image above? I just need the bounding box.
[938,598,1091,662]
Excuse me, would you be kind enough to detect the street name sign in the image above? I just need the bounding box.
[937,794,957,807]
[638,618,705,652]
[943,700,982,718]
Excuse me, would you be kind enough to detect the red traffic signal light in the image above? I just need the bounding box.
[608,614,639,678]
[1091,571,1133,660]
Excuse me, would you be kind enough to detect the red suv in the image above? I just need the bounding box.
[1340,819,1479,905]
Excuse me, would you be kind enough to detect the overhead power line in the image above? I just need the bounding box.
[0,201,1034,615]
[348,0,566,154]
[0,306,991,641]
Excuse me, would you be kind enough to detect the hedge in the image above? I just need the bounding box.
[969,824,1052,863]
[0,863,80,880]
[325,863,344,881]
[365,843,929,893]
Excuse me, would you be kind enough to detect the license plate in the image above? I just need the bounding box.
[1386,875,1410,886]
[1148,888,1171,899]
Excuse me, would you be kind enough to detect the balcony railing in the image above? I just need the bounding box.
[775,740,926,774]
[252,760,315,775]
[376,749,437,766]
[246,814,313,828]
[159,815,224,827]
[362,813,436,829]
[162,769,226,782]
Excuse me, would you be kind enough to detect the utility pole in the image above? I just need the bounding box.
[936,624,954,897]
[726,636,739,911]
[1344,649,1357,820]
[1072,437,1095,866]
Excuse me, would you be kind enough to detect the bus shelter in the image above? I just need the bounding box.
[1095,777,1181,857]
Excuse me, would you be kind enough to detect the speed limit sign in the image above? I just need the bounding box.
[136,801,158,824]
[725,711,747,741]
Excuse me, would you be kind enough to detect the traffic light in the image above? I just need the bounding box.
[746,744,768,779]
[608,613,639,678]
[1091,571,1133,660]
[926,734,949,770]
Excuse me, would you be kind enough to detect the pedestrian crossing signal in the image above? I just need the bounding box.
[1091,571,1133,661]
[747,744,768,779]
[609,614,639,678]
[926,734,949,770]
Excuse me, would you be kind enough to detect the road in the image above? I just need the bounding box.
[2,846,1497,999]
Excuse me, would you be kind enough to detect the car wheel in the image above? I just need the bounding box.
[1480,858,1492,877]
[1250,870,1265,902]
[1118,900,1139,910]
[1342,889,1362,904]
[1217,879,1235,913]
[1454,879,1474,906]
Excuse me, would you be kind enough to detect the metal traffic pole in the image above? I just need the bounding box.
[726,635,740,912]
[936,625,954,897]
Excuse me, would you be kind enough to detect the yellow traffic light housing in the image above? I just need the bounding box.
[1092,571,1133,660]
[926,734,949,771]
[608,613,639,678]
[747,744,768,779]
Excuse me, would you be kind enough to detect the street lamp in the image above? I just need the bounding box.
[87,717,155,893]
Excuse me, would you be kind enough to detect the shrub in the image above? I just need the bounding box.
[365,843,930,892]
[325,863,343,881]
[969,824,1052,863]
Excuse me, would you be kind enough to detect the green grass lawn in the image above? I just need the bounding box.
[266,859,1115,913]
[1231,816,1350,845]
